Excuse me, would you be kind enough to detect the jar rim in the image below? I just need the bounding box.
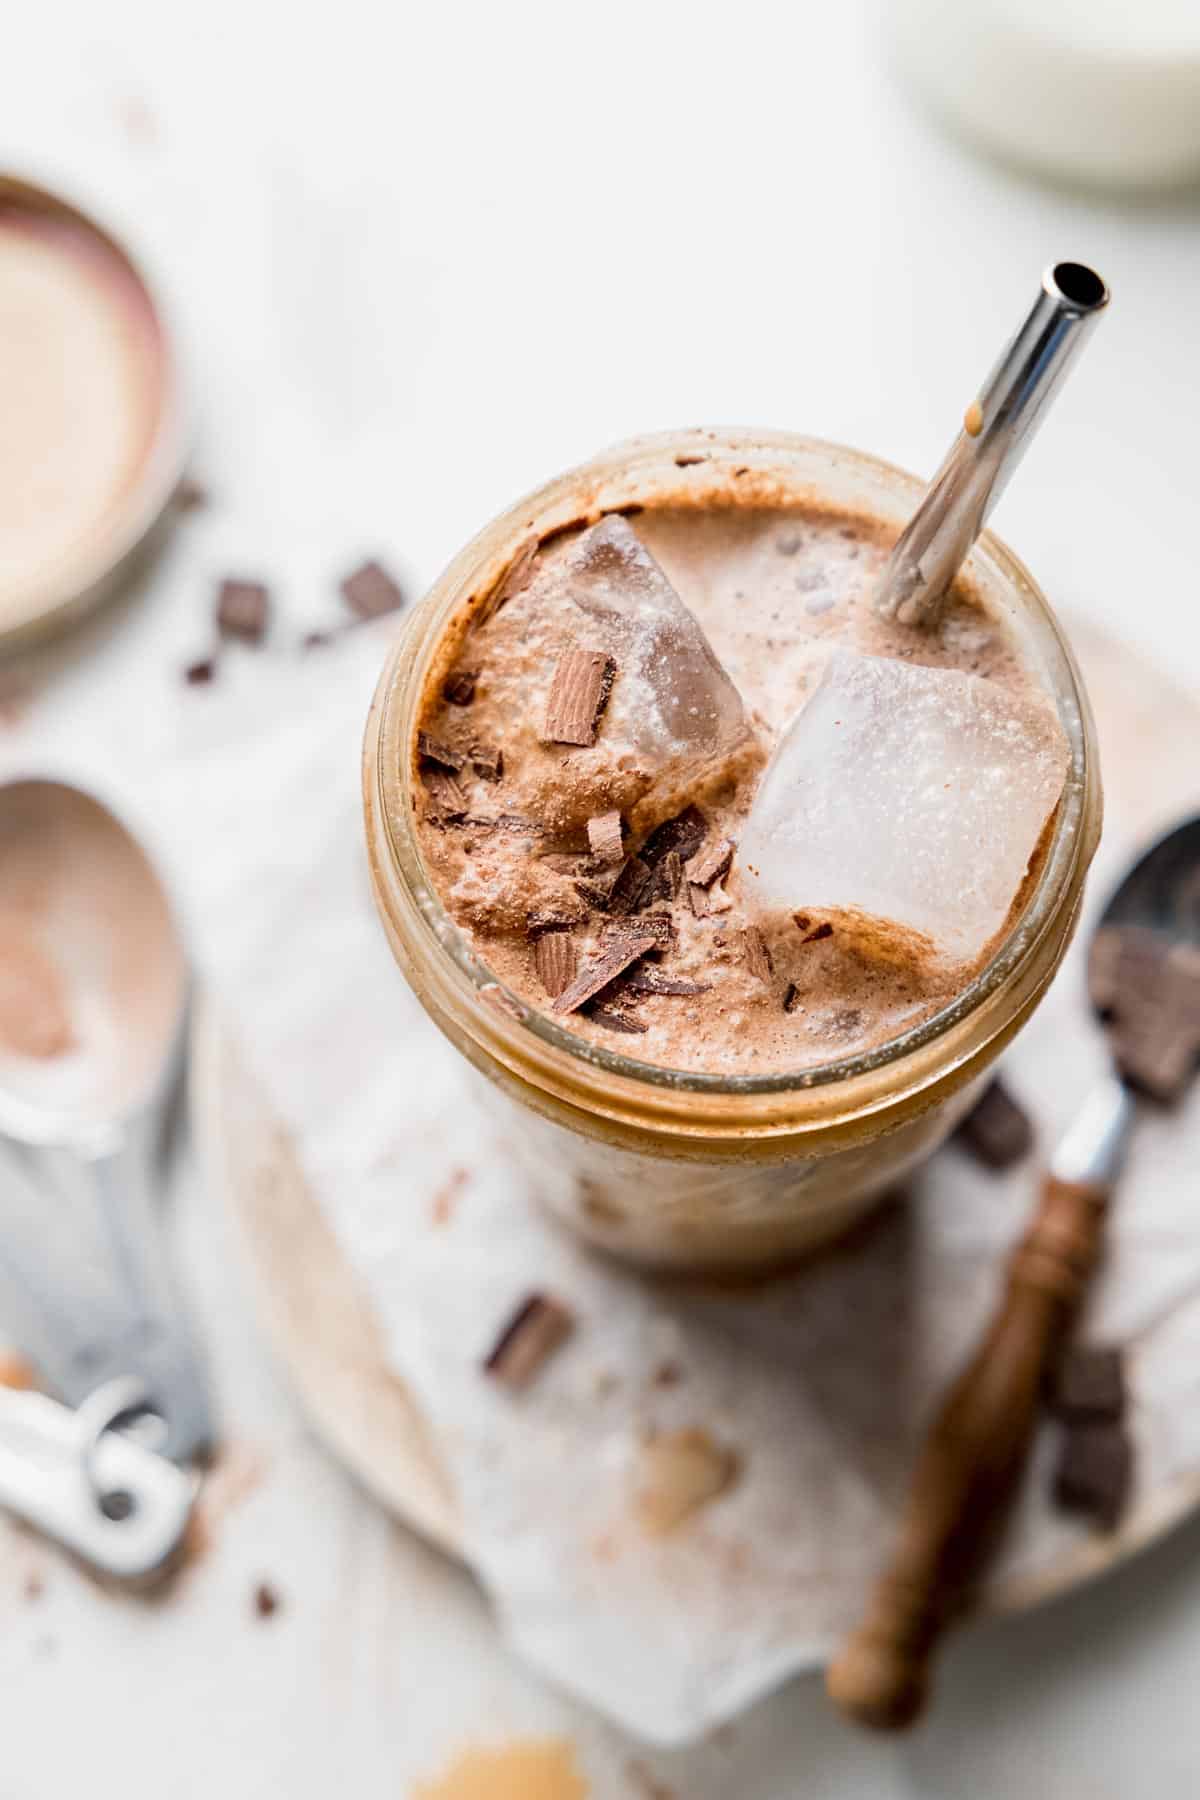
[367,427,1099,1123]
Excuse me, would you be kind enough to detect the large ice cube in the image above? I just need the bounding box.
[561,516,745,760]
[740,649,1069,964]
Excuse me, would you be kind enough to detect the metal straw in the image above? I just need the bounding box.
[875,261,1110,627]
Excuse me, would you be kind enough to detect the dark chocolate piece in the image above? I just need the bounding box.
[953,1077,1034,1171]
[443,669,479,706]
[587,1003,649,1035]
[470,744,504,782]
[782,982,801,1013]
[484,1291,574,1388]
[553,930,660,1015]
[800,920,834,945]
[253,1582,280,1620]
[742,926,774,984]
[686,838,734,889]
[587,811,625,867]
[608,857,655,916]
[184,657,217,686]
[603,912,674,949]
[622,970,710,997]
[417,732,466,772]
[542,650,616,746]
[216,579,270,645]
[689,881,733,918]
[527,903,586,938]
[639,806,707,869]
[1052,1420,1132,1531]
[340,558,406,621]
[1049,1345,1126,1423]
[421,767,467,822]
[656,850,685,901]
[533,930,578,999]
[476,539,540,627]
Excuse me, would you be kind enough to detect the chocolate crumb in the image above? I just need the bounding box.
[742,926,774,983]
[421,767,467,822]
[640,807,707,869]
[782,982,801,1013]
[686,838,734,889]
[340,558,406,621]
[301,630,335,651]
[953,1076,1033,1171]
[554,931,660,1015]
[587,810,625,867]
[442,669,479,706]
[484,1291,574,1388]
[587,1003,649,1035]
[1049,1345,1126,1423]
[534,930,578,999]
[674,454,706,468]
[216,579,270,645]
[1053,1421,1132,1531]
[184,657,217,686]
[542,649,616,746]
[417,731,465,772]
[800,920,834,945]
[470,744,504,782]
[253,1582,280,1620]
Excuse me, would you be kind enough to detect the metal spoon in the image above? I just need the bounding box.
[0,779,212,1468]
[875,261,1110,626]
[827,814,1200,1730]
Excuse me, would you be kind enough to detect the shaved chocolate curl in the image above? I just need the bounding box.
[484,1292,574,1389]
[640,807,707,869]
[587,811,625,866]
[742,926,774,984]
[542,650,616,746]
[686,837,734,889]
[553,930,660,1015]
[534,931,578,999]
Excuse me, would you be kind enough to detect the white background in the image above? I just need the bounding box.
[2,2,1200,1794]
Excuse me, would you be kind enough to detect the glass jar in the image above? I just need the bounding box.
[363,430,1101,1271]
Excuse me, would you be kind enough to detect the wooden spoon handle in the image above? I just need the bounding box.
[825,1175,1109,1731]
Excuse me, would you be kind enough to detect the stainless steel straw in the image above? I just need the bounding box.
[875,261,1110,627]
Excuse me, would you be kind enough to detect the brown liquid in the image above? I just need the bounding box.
[411,496,1047,1077]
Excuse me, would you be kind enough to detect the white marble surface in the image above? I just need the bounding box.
[2,1,1200,1793]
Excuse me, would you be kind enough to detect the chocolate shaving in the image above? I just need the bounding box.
[742,926,774,983]
[603,913,674,949]
[689,880,733,918]
[574,860,628,911]
[782,982,801,1013]
[542,649,616,746]
[470,744,504,782]
[587,1003,649,1035]
[553,930,660,1015]
[800,920,834,945]
[340,558,406,620]
[216,579,270,645]
[254,1582,280,1620]
[484,1291,574,1388]
[587,811,625,867]
[417,732,465,772]
[686,838,734,889]
[1049,1345,1126,1424]
[640,807,707,869]
[476,539,540,627]
[184,657,217,686]
[533,930,578,999]
[527,903,586,938]
[953,1077,1033,1171]
[1052,1420,1132,1531]
[442,669,479,706]
[622,970,710,997]
[608,857,656,916]
[656,851,685,901]
[421,767,467,822]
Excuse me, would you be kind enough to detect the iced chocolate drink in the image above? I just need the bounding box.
[364,432,1100,1269]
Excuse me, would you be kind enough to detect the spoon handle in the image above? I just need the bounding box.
[825,1170,1110,1730]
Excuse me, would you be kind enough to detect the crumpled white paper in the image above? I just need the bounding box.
[7,623,1200,1745]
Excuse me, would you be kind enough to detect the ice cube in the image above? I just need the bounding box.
[561,516,745,761]
[740,649,1070,964]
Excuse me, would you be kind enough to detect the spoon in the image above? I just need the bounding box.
[875,260,1109,626]
[826,814,1200,1730]
[0,778,212,1467]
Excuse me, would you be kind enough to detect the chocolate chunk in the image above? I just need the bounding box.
[484,1291,574,1388]
[421,767,467,822]
[253,1582,280,1620]
[623,970,710,997]
[476,539,540,627]
[587,810,625,867]
[656,851,685,901]
[184,657,217,686]
[686,837,734,889]
[526,903,586,938]
[742,926,774,983]
[443,669,479,706]
[417,732,466,772]
[216,579,270,644]
[640,806,707,869]
[1049,1345,1126,1423]
[609,857,656,916]
[553,930,660,1015]
[340,558,406,621]
[1090,925,1200,1104]
[542,650,616,746]
[782,982,801,1013]
[953,1076,1034,1171]
[533,930,578,999]
[800,920,834,945]
[603,913,674,949]
[470,744,504,782]
[1052,1421,1133,1531]
[587,1003,649,1035]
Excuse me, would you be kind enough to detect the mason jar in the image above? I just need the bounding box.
[363,430,1101,1272]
